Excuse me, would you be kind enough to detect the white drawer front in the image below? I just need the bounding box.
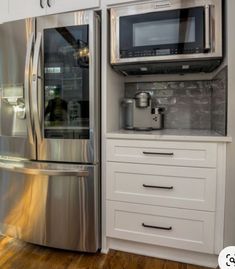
[107,162,216,211]
[107,201,215,254]
[107,140,217,168]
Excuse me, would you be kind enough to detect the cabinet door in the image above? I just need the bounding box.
[0,0,8,23]
[46,0,100,15]
[8,0,46,21]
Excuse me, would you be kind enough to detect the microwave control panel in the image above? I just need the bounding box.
[120,48,205,58]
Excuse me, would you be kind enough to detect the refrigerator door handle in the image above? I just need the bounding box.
[0,162,89,177]
[32,32,43,144]
[24,33,35,145]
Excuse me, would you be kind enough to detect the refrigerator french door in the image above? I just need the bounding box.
[0,19,36,159]
[35,12,100,164]
[0,11,100,252]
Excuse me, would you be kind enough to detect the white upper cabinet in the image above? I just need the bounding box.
[45,0,100,15]
[0,0,8,23]
[2,0,100,23]
[8,0,46,21]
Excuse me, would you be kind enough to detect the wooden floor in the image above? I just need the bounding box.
[0,235,211,269]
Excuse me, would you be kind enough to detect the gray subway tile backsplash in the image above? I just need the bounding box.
[211,67,227,135]
[125,67,227,135]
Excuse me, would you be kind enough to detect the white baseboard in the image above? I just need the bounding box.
[106,237,219,268]
[101,247,109,254]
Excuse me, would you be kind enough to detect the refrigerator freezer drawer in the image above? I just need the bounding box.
[0,160,100,252]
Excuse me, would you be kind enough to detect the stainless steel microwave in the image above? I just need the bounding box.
[110,0,223,75]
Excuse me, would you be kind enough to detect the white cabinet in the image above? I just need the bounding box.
[0,0,8,23]
[3,0,100,23]
[106,138,226,257]
[46,0,100,15]
[8,0,46,21]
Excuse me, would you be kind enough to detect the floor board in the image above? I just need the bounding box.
[0,236,212,269]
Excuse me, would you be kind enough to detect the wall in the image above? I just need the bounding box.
[224,0,235,248]
[211,67,228,136]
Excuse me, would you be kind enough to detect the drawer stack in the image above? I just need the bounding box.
[106,139,218,254]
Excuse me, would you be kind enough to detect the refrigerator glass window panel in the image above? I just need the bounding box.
[44,25,90,140]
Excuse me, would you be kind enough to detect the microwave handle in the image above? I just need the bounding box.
[154,1,171,8]
[205,5,211,51]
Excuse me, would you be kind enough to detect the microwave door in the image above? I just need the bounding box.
[35,11,100,164]
[119,7,205,59]
[0,19,36,160]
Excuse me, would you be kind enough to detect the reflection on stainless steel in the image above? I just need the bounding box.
[0,159,100,252]
[74,11,90,26]
[0,136,36,160]
[25,18,34,41]
[38,139,92,164]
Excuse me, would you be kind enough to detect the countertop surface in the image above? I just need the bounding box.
[106,129,232,142]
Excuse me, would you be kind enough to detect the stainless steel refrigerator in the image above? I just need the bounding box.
[0,11,100,252]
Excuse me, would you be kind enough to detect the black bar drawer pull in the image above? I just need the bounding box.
[142,223,172,231]
[143,184,174,190]
[40,0,44,8]
[143,151,174,156]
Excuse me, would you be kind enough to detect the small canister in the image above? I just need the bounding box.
[151,107,164,130]
[121,98,134,130]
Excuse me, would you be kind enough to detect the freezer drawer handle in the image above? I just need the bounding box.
[14,167,89,177]
[143,184,174,190]
[0,162,88,177]
[143,151,174,156]
[142,223,172,231]
[154,1,171,8]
